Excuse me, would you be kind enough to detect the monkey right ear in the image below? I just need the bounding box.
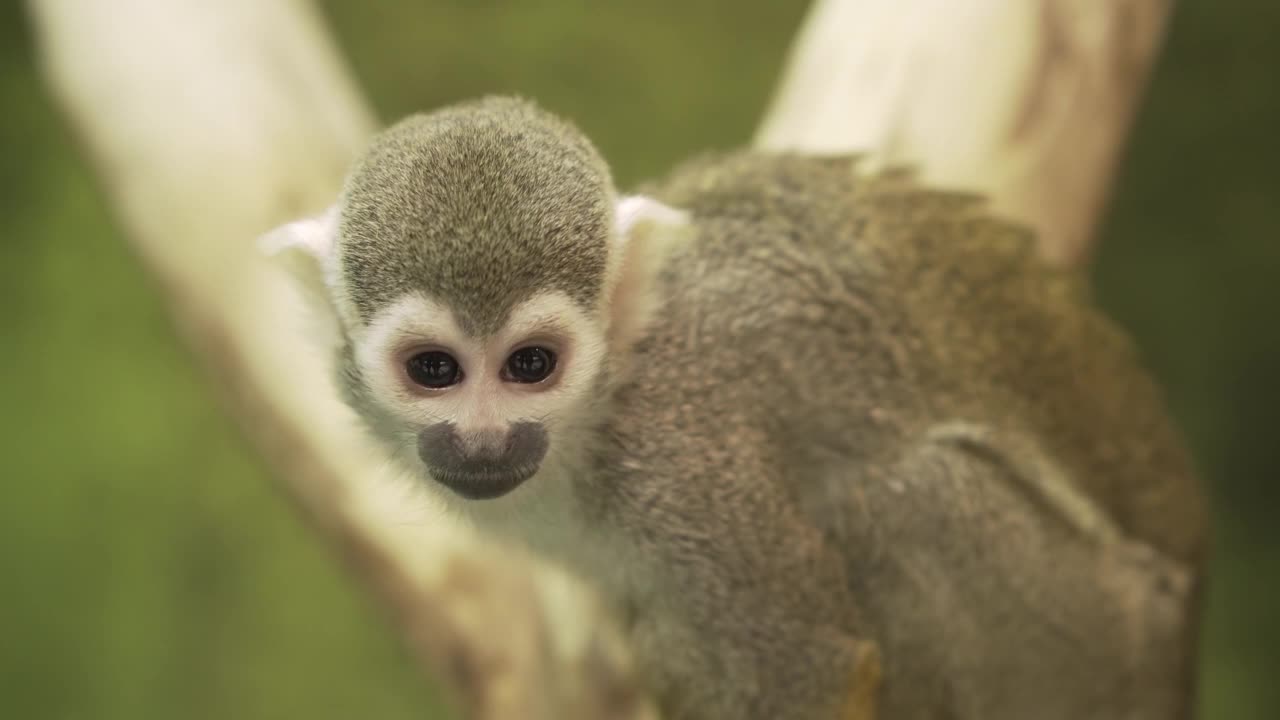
[607,195,691,353]
[258,204,347,334]
[259,203,339,264]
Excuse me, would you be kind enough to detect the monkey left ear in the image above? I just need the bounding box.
[607,195,691,353]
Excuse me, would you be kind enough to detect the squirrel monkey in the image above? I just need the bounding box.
[262,96,1208,720]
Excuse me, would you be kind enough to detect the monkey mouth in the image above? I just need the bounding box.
[416,421,549,500]
[424,462,541,500]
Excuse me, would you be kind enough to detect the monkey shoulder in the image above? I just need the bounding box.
[640,150,1071,383]
[644,150,1057,316]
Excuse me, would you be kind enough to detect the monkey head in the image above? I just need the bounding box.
[261,96,687,501]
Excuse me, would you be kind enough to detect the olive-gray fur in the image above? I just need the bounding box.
[328,100,1207,720]
[578,152,1207,719]
[338,96,614,334]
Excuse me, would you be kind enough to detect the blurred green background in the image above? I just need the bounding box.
[1,1,1275,718]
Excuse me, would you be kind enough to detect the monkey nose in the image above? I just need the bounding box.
[456,428,510,461]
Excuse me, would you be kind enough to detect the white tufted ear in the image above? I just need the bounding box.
[615,195,688,239]
[259,203,347,340]
[607,195,691,355]
[260,201,339,261]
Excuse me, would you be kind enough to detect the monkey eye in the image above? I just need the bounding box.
[503,347,557,384]
[406,350,463,389]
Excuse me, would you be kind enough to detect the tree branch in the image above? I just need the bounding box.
[30,0,1173,717]
[27,1,650,719]
[757,0,1172,266]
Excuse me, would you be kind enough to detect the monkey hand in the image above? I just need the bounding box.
[839,639,882,720]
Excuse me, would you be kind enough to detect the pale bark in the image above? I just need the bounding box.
[27,2,649,719]
[758,0,1171,266]
[29,0,1170,717]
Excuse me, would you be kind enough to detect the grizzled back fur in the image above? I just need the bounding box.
[337,96,616,334]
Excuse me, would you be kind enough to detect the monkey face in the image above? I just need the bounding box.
[259,95,690,503]
[346,289,609,501]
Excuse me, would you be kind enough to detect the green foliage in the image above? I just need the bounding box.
[0,1,1275,718]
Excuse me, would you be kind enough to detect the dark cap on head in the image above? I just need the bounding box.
[338,96,616,334]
